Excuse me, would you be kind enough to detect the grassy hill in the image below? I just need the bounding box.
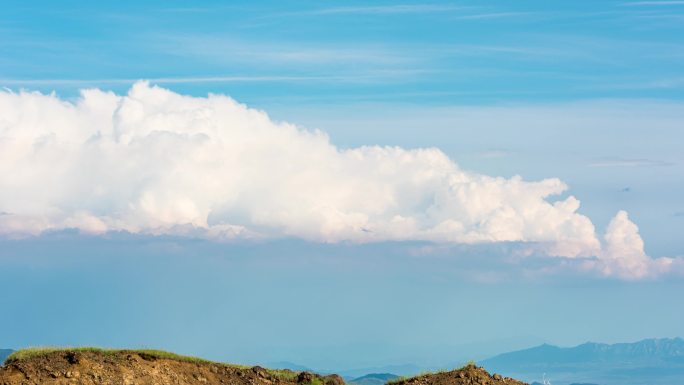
[386,364,524,385]
[0,347,346,385]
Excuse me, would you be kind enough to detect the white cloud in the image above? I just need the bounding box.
[585,210,680,280]
[0,82,678,279]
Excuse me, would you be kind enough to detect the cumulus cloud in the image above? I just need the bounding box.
[0,82,678,278]
[584,210,680,280]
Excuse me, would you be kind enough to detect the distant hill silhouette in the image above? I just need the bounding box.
[348,373,399,385]
[267,361,313,372]
[532,383,599,385]
[338,364,423,378]
[0,350,13,364]
[482,337,684,385]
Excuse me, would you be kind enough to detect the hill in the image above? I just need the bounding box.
[269,361,314,372]
[338,364,423,378]
[388,364,525,385]
[481,337,684,385]
[348,373,399,385]
[0,348,345,385]
[532,383,598,385]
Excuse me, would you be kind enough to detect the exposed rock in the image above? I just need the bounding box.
[324,374,346,385]
[389,364,526,385]
[297,371,315,383]
[0,350,342,385]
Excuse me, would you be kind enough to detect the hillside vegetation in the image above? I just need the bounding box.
[387,364,525,385]
[0,348,344,385]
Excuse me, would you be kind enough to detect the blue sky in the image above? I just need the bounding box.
[1,0,684,372]
[3,0,684,102]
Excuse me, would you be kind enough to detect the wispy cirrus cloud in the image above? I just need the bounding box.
[589,158,675,168]
[280,4,468,16]
[623,1,684,5]
[151,34,416,69]
[268,5,537,23]
[590,77,684,90]
[0,74,386,87]
[477,150,511,159]
[452,12,534,20]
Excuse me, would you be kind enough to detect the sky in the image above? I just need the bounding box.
[1,0,684,372]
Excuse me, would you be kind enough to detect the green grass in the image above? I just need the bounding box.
[385,362,478,384]
[6,347,233,366]
[5,347,322,384]
[386,371,444,385]
[269,369,300,382]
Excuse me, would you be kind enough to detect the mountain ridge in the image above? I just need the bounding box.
[483,337,684,365]
[348,373,399,385]
[481,337,684,385]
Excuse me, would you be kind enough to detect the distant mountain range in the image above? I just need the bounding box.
[264,338,684,385]
[481,338,684,385]
[267,361,409,382]
[0,350,13,364]
[5,339,683,385]
[267,361,313,372]
[347,373,400,385]
[532,383,599,385]
[336,364,422,379]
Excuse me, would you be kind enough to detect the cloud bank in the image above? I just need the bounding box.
[0,82,677,278]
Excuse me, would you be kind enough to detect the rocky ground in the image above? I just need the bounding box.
[389,365,527,385]
[0,350,345,385]
[0,349,525,385]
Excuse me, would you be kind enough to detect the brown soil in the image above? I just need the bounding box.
[0,350,345,385]
[0,351,525,385]
[390,365,527,385]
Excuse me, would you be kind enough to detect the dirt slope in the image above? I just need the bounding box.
[390,364,527,385]
[0,350,345,385]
